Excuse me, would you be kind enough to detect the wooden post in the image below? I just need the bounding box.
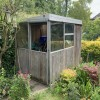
[47,21,51,84]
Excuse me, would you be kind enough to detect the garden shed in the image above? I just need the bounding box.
[17,14,82,84]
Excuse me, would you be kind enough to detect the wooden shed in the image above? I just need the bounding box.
[17,14,82,84]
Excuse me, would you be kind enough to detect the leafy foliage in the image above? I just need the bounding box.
[0,68,12,99]
[81,40,100,62]
[76,68,90,85]
[2,42,17,77]
[34,0,71,16]
[60,69,77,82]
[91,87,100,100]
[79,81,93,99]
[68,0,92,32]
[9,75,30,100]
[83,19,100,40]
[83,66,98,85]
[53,66,96,99]
[66,82,80,100]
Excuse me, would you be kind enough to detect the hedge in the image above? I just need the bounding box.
[81,40,100,62]
[2,42,16,77]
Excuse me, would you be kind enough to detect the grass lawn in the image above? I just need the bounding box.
[29,90,66,100]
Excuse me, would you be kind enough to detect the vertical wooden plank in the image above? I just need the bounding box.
[47,21,51,84]
[28,23,31,49]
[74,25,82,66]
[63,23,65,69]
[64,47,74,67]
[28,23,31,74]
[18,48,29,73]
[51,47,74,82]
[30,50,47,84]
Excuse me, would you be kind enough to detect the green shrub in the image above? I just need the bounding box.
[0,68,12,99]
[2,42,17,77]
[91,87,100,100]
[79,80,93,99]
[76,68,90,85]
[60,69,77,82]
[54,69,77,94]
[66,82,80,100]
[9,75,30,100]
[81,40,100,62]
[0,77,12,98]
[54,81,80,100]
[53,66,97,99]
[81,41,100,62]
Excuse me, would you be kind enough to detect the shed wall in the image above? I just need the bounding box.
[50,47,74,83]
[74,25,82,66]
[17,48,48,84]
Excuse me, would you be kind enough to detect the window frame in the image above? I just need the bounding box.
[64,23,75,48]
[50,21,64,52]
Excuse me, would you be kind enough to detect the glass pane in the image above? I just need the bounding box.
[65,23,74,33]
[51,22,64,51]
[65,35,74,48]
[17,23,28,48]
[31,23,47,52]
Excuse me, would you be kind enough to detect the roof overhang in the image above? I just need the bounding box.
[22,14,82,25]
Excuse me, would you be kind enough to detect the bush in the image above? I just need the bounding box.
[60,69,77,82]
[9,75,30,100]
[81,40,100,62]
[96,37,100,41]
[79,80,93,99]
[76,67,90,85]
[83,66,98,85]
[53,69,78,98]
[2,42,16,77]
[91,87,100,100]
[0,77,12,98]
[53,67,94,99]
[0,68,12,99]
[66,82,80,100]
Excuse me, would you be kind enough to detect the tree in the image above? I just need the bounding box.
[83,18,100,40]
[68,0,93,31]
[0,0,34,67]
[65,0,71,16]
[34,0,71,16]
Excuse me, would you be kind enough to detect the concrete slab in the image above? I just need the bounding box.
[30,79,48,94]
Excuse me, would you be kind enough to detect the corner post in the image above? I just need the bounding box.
[28,23,31,73]
[47,21,51,85]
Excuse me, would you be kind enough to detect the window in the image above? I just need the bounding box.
[51,22,64,51]
[65,23,74,48]
[31,23,47,52]
[65,23,74,33]
[17,23,28,48]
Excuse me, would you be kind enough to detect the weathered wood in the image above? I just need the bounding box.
[17,16,82,85]
[18,48,29,73]
[18,49,48,84]
[74,25,82,66]
[47,21,51,84]
[50,47,74,83]
[65,47,74,67]
[30,50,47,83]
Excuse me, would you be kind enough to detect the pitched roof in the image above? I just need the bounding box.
[92,13,100,20]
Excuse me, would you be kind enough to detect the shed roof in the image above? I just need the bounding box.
[23,14,82,25]
[91,13,100,20]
